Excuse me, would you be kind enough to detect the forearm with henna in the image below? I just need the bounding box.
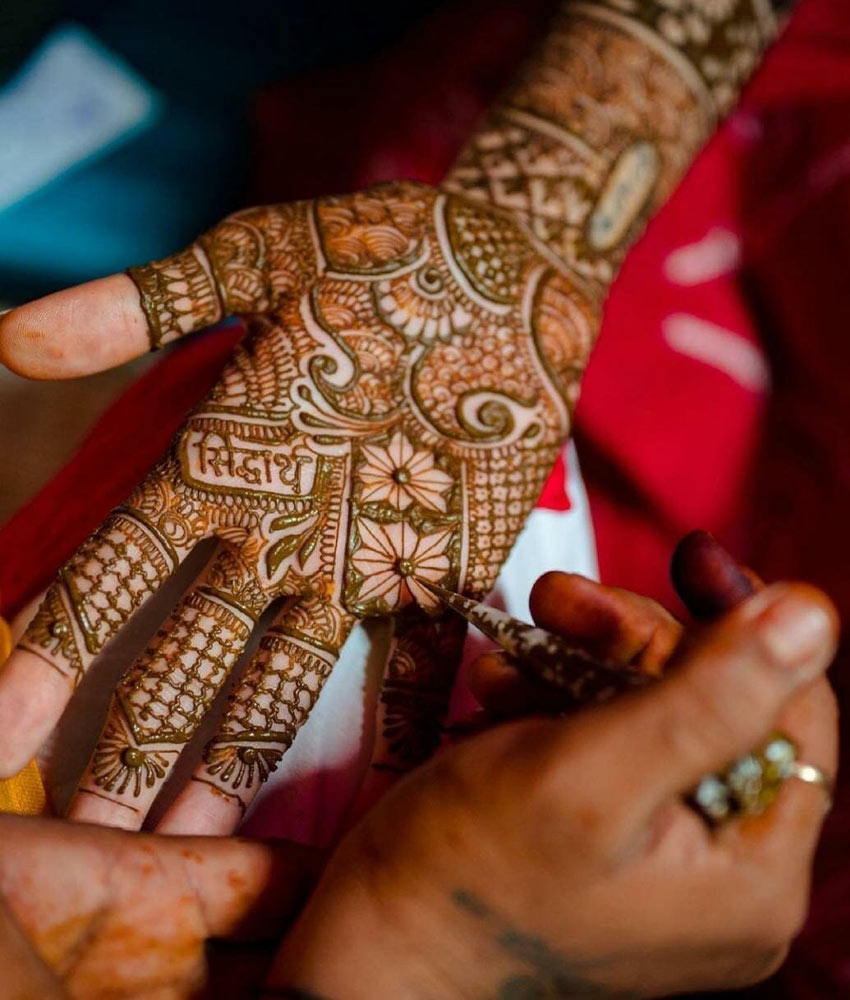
[445,0,787,289]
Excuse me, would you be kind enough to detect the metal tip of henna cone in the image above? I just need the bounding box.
[413,579,486,619]
[414,578,652,697]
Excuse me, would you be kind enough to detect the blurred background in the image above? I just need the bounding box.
[0,0,443,519]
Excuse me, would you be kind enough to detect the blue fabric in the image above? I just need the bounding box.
[0,0,438,302]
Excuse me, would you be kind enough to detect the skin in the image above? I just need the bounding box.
[0,899,66,1000]
[0,816,320,999]
[0,3,814,995]
[0,0,785,837]
[0,548,838,999]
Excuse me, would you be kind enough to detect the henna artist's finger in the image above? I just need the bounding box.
[467,650,568,716]
[671,536,841,858]
[469,576,681,717]
[721,671,838,863]
[349,608,468,821]
[0,474,208,779]
[528,572,682,677]
[155,594,356,836]
[0,898,67,998]
[0,813,321,995]
[568,584,839,836]
[66,546,269,830]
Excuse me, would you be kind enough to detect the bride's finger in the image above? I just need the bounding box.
[0,244,225,379]
[0,274,154,380]
[0,469,207,778]
[348,608,467,823]
[156,592,355,836]
[0,202,316,380]
[67,546,269,830]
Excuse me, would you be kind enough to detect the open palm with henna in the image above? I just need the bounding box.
[0,0,783,834]
[0,181,596,832]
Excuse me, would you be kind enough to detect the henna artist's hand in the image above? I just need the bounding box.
[0,813,319,999]
[263,569,839,999]
[0,1,787,835]
[465,532,788,723]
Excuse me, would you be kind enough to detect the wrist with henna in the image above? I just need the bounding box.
[444,0,784,293]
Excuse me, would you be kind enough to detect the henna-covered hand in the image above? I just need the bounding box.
[0,1,783,835]
[1,181,596,833]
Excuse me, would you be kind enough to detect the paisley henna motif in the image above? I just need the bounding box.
[24,0,784,821]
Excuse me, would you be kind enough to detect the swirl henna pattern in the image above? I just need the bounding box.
[13,0,783,828]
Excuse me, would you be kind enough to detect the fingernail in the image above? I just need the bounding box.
[756,587,833,671]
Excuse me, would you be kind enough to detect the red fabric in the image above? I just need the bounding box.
[537,450,571,512]
[1,1,848,993]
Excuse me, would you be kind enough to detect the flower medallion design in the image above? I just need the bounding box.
[350,520,454,612]
[358,432,454,512]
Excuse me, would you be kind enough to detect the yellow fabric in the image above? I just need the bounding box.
[0,616,47,815]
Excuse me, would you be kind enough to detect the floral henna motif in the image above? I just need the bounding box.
[25,1,784,817]
[358,432,453,512]
[88,715,175,798]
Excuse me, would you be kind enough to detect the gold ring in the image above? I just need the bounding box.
[690,733,833,825]
[790,761,834,803]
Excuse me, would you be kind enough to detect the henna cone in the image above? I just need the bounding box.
[418,580,651,703]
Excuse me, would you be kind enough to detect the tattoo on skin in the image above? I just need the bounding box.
[18,1,782,821]
[453,891,639,999]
